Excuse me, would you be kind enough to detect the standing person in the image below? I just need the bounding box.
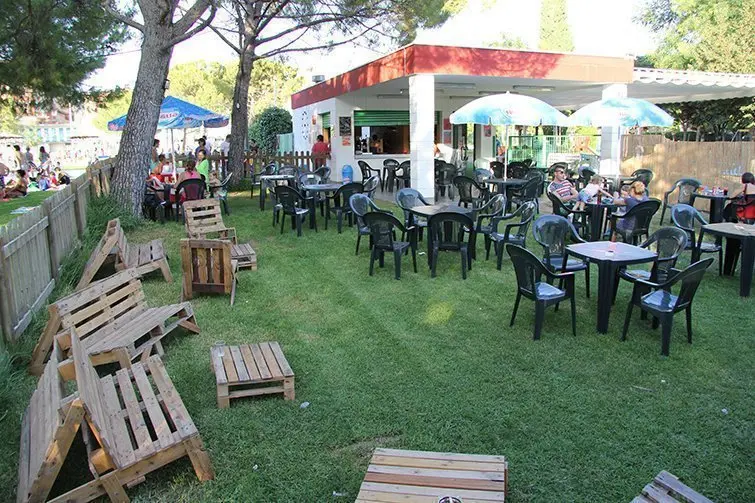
[220,134,231,171]
[13,145,23,169]
[25,146,34,166]
[194,138,209,158]
[547,165,578,203]
[39,146,50,165]
[152,139,160,163]
[311,134,330,169]
[196,150,210,184]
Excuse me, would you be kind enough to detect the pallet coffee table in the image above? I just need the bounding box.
[356,448,508,502]
[211,342,294,408]
[232,243,257,270]
[631,471,713,503]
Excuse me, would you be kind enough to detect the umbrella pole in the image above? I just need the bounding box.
[504,125,508,181]
[170,129,176,177]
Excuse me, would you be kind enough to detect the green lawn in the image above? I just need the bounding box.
[0,191,57,226]
[1,192,753,502]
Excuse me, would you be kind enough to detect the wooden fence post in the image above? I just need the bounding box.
[42,199,60,279]
[0,238,13,345]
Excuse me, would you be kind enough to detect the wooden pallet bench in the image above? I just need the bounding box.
[76,218,172,291]
[181,239,239,305]
[184,199,257,270]
[211,342,295,408]
[29,269,199,376]
[631,471,713,503]
[356,448,508,503]
[17,334,86,503]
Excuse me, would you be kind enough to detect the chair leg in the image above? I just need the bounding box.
[411,246,417,273]
[533,302,545,340]
[280,213,285,234]
[296,216,302,237]
[496,241,504,270]
[355,234,361,255]
[484,235,491,260]
[659,205,666,225]
[430,249,437,278]
[460,250,467,279]
[394,250,402,280]
[230,276,237,306]
[379,251,385,268]
[337,211,343,234]
[660,315,673,356]
[584,266,590,298]
[685,306,693,344]
[621,302,634,341]
[718,247,723,276]
[510,292,521,327]
[570,294,577,336]
[369,247,376,276]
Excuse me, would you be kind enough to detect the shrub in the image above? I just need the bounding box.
[248,106,292,155]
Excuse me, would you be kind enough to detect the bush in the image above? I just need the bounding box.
[248,106,292,155]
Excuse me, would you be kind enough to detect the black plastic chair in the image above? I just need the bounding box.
[507,244,576,340]
[473,168,491,185]
[427,212,476,279]
[278,165,299,178]
[325,182,363,233]
[507,162,528,180]
[357,160,381,185]
[275,185,313,237]
[251,162,276,199]
[350,193,387,255]
[213,174,233,215]
[299,173,325,215]
[142,183,165,223]
[363,212,417,280]
[671,204,723,275]
[576,166,596,191]
[396,160,411,189]
[396,188,430,241]
[610,198,661,245]
[659,178,702,225]
[621,168,654,191]
[621,258,713,356]
[490,161,505,179]
[174,179,206,222]
[532,215,591,297]
[453,175,489,208]
[313,165,331,182]
[490,201,537,270]
[383,159,401,192]
[435,162,456,200]
[547,192,588,235]
[475,194,506,255]
[510,172,543,212]
[261,178,283,225]
[614,226,688,304]
[363,175,380,199]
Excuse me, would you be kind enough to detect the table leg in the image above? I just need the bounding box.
[739,239,754,297]
[723,236,740,276]
[710,199,723,223]
[596,262,616,333]
[590,205,602,241]
[308,195,317,229]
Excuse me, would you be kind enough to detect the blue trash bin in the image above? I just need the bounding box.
[342,164,353,183]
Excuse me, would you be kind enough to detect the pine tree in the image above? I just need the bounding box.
[538,0,574,52]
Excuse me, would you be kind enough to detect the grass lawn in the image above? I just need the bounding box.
[1,191,753,502]
[0,191,57,226]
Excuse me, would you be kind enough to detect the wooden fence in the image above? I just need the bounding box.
[0,166,98,346]
[620,135,755,199]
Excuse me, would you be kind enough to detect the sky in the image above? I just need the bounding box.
[85,0,657,91]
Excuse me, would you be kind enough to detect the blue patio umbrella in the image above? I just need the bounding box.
[567,97,674,127]
[106,96,229,131]
[449,92,568,126]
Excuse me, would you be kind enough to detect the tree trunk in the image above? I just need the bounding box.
[227,51,254,186]
[110,35,173,215]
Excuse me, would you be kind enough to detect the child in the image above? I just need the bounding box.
[573,175,613,211]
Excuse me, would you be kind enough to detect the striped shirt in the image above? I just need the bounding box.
[548,179,575,199]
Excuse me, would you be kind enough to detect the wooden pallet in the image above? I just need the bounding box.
[184,198,237,242]
[211,342,295,408]
[181,239,239,306]
[76,218,172,291]
[232,242,257,270]
[356,448,508,503]
[29,269,200,376]
[631,471,713,503]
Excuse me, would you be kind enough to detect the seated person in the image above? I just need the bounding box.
[547,165,578,203]
[53,166,70,185]
[369,134,383,154]
[207,169,221,187]
[610,181,648,239]
[1,169,28,199]
[573,174,613,211]
[727,172,755,222]
[147,165,165,201]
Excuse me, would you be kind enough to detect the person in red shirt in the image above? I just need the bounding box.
[311,135,330,169]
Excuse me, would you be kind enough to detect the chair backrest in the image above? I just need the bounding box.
[436,163,456,186]
[299,173,322,186]
[357,160,372,181]
[278,165,298,177]
[532,214,582,265]
[349,193,383,227]
[180,239,234,296]
[428,212,475,250]
[578,166,596,184]
[184,198,227,238]
[631,168,654,186]
[506,244,550,296]
[398,160,410,173]
[177,178,206,202]
[665,258,714,310]
[17,336,84,503]
[262,162,277,175]
[490,161,505,178]
[363,175,379,198]
[275,185,306,212]
[477,193,506,217]
[641,227,688,281]
[511,201,537,239]
[623,198,661,233]
[334,181,363,207]
[520,173,544,199]
[383,158,399,168]
[313,165,330,181]
[507,162,528,179]
[671,178,702,204]
[671,203,707,243]
[453,175,483,204]
[547,191,571,217]
[364,211,405,250]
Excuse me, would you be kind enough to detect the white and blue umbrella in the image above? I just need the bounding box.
[107,96,229,131]
[567,97,674,127]
[449,92,568,126]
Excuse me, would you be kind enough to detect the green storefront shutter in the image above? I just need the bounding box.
[353,110,410,126]
[321,113,331,129]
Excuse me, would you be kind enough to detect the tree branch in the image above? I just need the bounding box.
[209,24,242,54]
[102,0,144,32]
[255,23,379,60]
[254,10,370,47]
[169,1,217,47]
